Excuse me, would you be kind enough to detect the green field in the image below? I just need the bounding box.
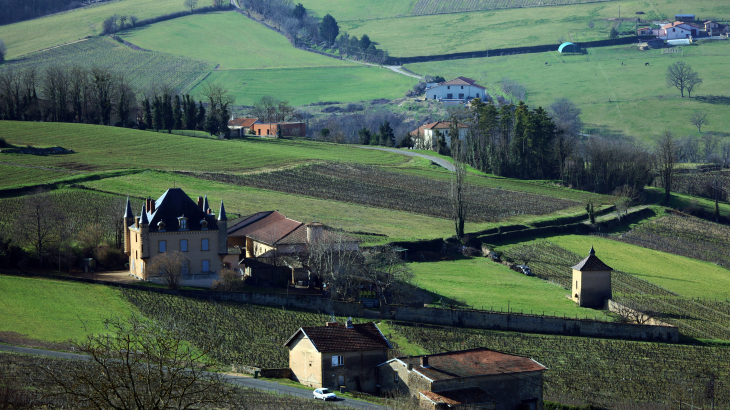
[406,42,730,140]
[192,66,417,106]
[410,257,614,319]
[0,0,188,59]
[0,164,79,189]
[0,275,134,342]
[309,0,730,57]
[0,37,213,94]
[0,122,406,173]
[547,235,730,299]
[118,12,356,70]
[304,0,729,21]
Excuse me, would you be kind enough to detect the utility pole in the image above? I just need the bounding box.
[714,170,720,223]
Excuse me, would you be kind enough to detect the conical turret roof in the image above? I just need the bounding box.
[140,204,149,225]
[123,197,133,218]
[572,246,612,271]
[218,200,227,221]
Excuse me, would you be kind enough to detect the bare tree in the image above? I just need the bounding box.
[147,251,188,289]
[184,0,199,12]
[690,111,708,134]
[721,138,730,166]
[451,147,468,240]
[549,98,581,183]
[666,61,699,98]
[701,133,718,161]
[612,300,658,325]
[46,315,233,409]
[686,71,702,98]
[12,189,65,267]
[656,131,678,204]
[303,229,362,300]
[364,246,414,305]
[0,39,6,63]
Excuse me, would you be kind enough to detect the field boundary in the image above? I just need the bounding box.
[387,36,640,65]
[0,269,677,342]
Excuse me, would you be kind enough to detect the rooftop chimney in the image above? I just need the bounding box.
[197,196,204,210]
[306,222,324,244]
[420,356,429,367]
[346,317,353,329]
[326,322,338,327]
[146,197,151,212]
[149,199,156,213]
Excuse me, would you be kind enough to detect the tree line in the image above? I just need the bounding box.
[0,66,234,136]
[0,0,83,26]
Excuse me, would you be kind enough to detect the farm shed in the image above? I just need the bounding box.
[558,42,579,53]
[675,14,695,22]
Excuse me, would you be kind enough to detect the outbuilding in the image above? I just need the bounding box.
[558,42,579,54]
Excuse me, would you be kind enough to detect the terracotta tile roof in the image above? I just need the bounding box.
[439,76,486,90]
[285,322,392,353]
[410,121,469,137]
[274,224,358,245]
[400,348,546,381]
[228,118,259,128]
[572,246,612,271]
[227,211,302,245]
[661,21,692,29]
[420,388,496,406]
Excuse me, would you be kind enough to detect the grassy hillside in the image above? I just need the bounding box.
[410,257,614,319]
[331,0,730,57]
[406,42,730,140]
[548,235,730,299]
[0,121,406,173]
[192,66,417,105]
[0,0,188,59]
[0,37,213,94]
[118,12,356,70]
[0,164,79,189]
[0,275,134,343]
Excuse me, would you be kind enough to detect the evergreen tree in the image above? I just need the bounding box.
[173,95,183,130]
[293,3,306,20]
[360,34,371,51]
[319,14,339,46]
[196,101,206,131]
[358,127,372,145]
[162,93,174,133]
[152,97,163,131]
[185,95,197,130]
[398,133,414,148]
[379,121,395,147]
[205,109,219,135]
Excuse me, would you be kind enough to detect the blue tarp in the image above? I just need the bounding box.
[558,42,577,53]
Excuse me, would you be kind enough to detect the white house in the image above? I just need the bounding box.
[659,22,698,39]
[425,77,486,102]
[410,121,469,149]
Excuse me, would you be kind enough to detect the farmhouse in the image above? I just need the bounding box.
[284,319,392,393]
[251,122,306,138]
[226,211,359,286]
[377,348,547,410]
[228,117,260,136]
[123,189,229,280]
[659,22,698,39]
[425,77,486,103]
[571,246,613,308]
[410,121,469,150]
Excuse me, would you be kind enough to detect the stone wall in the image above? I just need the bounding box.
[384,306,678,342]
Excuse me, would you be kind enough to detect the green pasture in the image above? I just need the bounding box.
[547,235,730,299]
[118,12,355,70]
[0,122,406,173]
[190,66,417,105]
[314,0,730,56]
[0,37,213,94]
[406,42,730,140]
[410,257,614,319]
[0,275,134,343]
[0,164,78,189]
[0,0,187,59]
[305,0,729,22]
[80,170,496,242]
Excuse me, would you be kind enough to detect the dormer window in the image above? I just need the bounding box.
[200,219,209,230]
[178,215,188,231]
[157,221,166,232]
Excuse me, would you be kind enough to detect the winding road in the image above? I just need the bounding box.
[357,146,455,172]
[0,344,385,410]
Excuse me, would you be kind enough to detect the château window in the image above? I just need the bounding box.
[178,216,188,231]
[201,239,209,251]
[180,240,188,252]
[202,260,210,272]
[158,241,166,253]
[331,356,344,367]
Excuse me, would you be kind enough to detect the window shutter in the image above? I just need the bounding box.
[332,356,338,366]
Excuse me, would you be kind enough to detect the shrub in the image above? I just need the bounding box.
[212,268,246,291]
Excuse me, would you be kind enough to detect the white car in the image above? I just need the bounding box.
[313,388,337,401]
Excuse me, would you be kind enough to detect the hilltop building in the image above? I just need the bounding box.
[123,189,229,280]
[284,319,392,393]
[377,347,547,410]
[425,77,486,104]
[571,246,612,308]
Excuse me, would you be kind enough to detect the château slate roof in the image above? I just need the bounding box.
[572,246,612,271]
[420,388,496,406]
[284,322,392,353]
[393,348,546,381]
[135,188,219,232]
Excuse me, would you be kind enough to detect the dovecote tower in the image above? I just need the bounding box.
[217,200,228,255]
[123,197,134,255]
[571,246,612,308]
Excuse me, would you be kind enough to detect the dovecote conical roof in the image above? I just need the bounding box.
[572,246,612,271]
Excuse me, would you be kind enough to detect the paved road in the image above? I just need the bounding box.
[358,146,454,172]
[0,344,385,410]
